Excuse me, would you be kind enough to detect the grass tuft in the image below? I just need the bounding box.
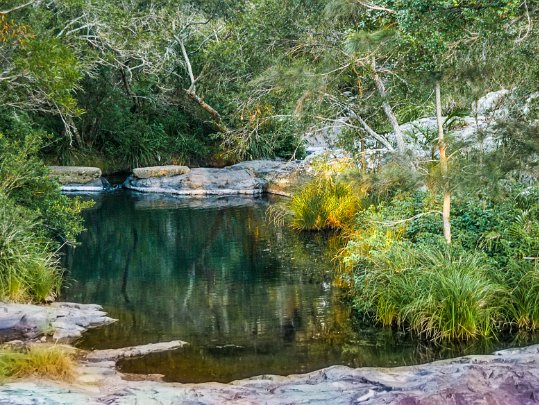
[0,196,61,302]
[0,345,76,382]
[354,246,506,342]
[289,177,360,231]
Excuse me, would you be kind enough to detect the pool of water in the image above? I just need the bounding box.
[61,191,539,383]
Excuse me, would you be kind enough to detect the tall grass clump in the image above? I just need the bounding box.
[289,177,360,231]
[0,345,75,381]
[353,245,506,342]
[502,261,539,330]
[0,195,61,302]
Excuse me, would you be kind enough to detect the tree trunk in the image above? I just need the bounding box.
[360,138,367,174]
[371,58,406,153]
[176,35,228,133]
[184,89,229,133]
[436,81,451,244]
[120,68,140,113]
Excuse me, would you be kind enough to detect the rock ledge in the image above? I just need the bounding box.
[124,160,304,197]
[0,302,117,342]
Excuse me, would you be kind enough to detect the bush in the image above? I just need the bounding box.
[338,184,539,341]
[0,125,88,243]
[0,124,88,302]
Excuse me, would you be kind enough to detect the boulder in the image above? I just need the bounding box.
[125,166,265,195]
[132,165,190,179]
[48,166,107,192]
[49,166,102,184]
[472,89,511,117]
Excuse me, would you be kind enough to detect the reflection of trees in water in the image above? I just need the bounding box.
[63,193,348,351]
[64,193,500,380]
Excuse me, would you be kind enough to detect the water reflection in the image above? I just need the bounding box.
[61,191,539,383]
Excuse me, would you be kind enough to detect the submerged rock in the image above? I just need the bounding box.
[86,340,188,362]
[48,166,108,192]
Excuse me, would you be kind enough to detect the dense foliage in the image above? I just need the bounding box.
[1,0,539,331]
[2,0,539,167]
[0,116,88,302]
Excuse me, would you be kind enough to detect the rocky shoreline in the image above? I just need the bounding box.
[49,159,307,196]
[1,302,539,404]
[0,341,538,404]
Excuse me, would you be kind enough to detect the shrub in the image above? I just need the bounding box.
[0,128,88,243]
[0,126,88,302]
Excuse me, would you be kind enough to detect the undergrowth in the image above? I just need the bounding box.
[285,168,539,342]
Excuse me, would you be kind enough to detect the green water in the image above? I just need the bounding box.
[61,191,537,383]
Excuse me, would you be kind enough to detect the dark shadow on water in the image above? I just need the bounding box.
[61,191,539,383]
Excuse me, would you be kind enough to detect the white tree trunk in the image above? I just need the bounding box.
[371,58,406,153]
[436,81,451,245]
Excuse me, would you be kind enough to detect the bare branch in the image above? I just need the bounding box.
[0,0,36,14]
[357,0,396,14]
[371,57,406,152]
[176,36,196,92]
[372,211,443,227]
[355,114,395,151]
[516,0,532,44]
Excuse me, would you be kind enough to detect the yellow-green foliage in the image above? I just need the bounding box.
[0,345,76,382]
[289,176,361,231]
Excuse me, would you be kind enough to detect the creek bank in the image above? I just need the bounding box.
[2,302,539,404]
[0,343,539,404]
[0,302,116,342]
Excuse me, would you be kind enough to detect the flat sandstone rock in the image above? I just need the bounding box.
[132,165,190,179]
[0,302,117,342]
[125,166,265,195]
[48,166,102,184]
[1,344,539,404]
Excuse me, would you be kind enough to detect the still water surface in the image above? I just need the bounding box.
[61,191,536,383]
